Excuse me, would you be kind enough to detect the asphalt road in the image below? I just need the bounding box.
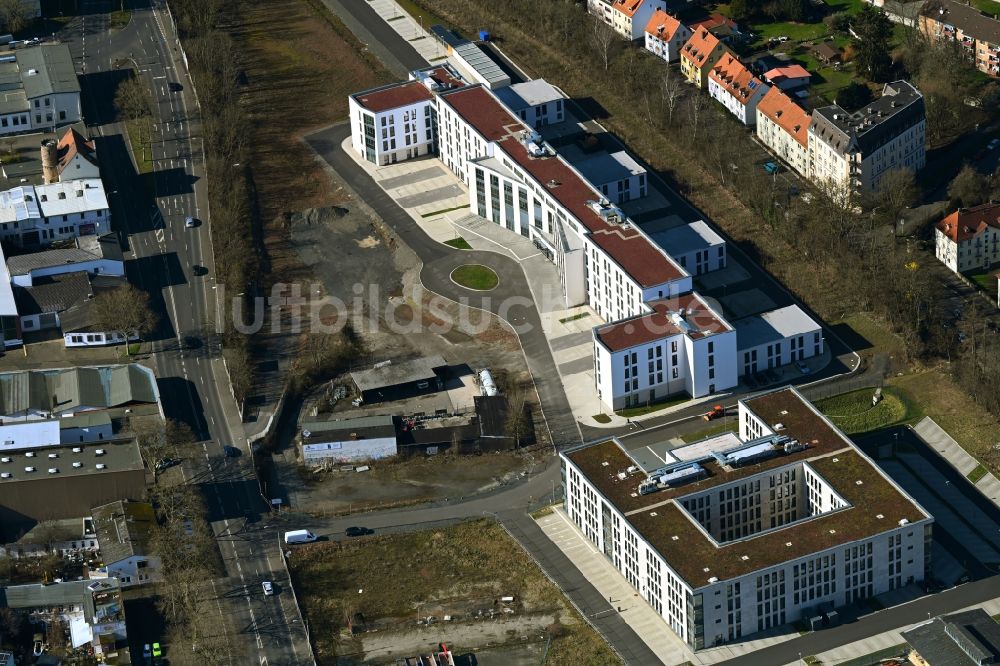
[62,1,310,663]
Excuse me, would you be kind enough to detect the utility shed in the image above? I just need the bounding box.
[351,356,448,403]
[903,609,1000,665]
[300,414,398,465]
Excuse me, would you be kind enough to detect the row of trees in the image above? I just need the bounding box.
[162,0,257,402]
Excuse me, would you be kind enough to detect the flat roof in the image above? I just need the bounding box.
[0,420,60,451]
[494,79,564,111]
[0,440,143,483]
[733,305,821,351]
[0,243,14,317]
[301,414,396,442]
[573,150,645,186]
[563,387,929,586]
[16,44,80,99]
[91,500,155,564]
[7,234,122,276]
[652,220,724,257]
[594,293,732,352]
[350,355,447,392]
[902,609,1000,666]
[452,42,509,88]
[352,80,433,113]
[36,179,108,217]
[438,85,686,289]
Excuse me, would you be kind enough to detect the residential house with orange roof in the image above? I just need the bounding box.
[680,28,731,88]
[762,64,812,91]
[47,127,99,183]
[707,54,770,126]
[609,0,668,41]
[643,9,692,63]
[934,203,1000,274]
[755,87,811,177]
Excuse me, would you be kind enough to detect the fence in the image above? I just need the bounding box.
[278,538,319,665]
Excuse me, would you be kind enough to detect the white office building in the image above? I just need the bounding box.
[562,386,932,650]
[494,79,566,129]
[0,179,110,248]
[652,221,726,276]
[0,44,81,137]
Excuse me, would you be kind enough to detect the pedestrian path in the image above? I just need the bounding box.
[536,508,800,665]
[367,0,448,63]
[914,416,1000,508]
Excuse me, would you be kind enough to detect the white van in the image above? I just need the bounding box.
[283,529,317,544]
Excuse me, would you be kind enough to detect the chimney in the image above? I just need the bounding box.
[40,139,58,184]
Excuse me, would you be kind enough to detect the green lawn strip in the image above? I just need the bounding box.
[559,312,590,324]
[444,237,472,249]
[616,394,691,418]
[124,117,153,175]
[824,0,867,14]
[969,463,989,484]
[969,269,999,295]
[681,422,738,443]
[421,204,468,218]
[973,0,1000,17]
[110,9,131,30]
[751,20,829,43]
[394,0,454,30]
[815,387,908,434]
[450,264,499,290]
[592,413,611,424]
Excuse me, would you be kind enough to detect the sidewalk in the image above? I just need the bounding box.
[366,0,448,63]
[802,597,1000,665]
[913,416,1000,508]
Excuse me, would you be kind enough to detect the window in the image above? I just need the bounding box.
[44,98,50,107]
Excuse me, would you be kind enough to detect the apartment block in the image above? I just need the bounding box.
[934,203,1000,274]
[707,54,770,126]
[644,9,692,63]
[809,81,925,196]
[562,386,932,650]
[756,88,811,178]
[920,0,1000,77]
[609,0,669,41]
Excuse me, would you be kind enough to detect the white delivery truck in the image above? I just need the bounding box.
[283,529,318,544]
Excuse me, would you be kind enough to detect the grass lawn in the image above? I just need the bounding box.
[969,463,989,483]
[124,118,153,175]
[815,387,909,434]
[790,50,857,102]
[109,9,131,30]
[824,0,867,13]
[681,421,738,443]
[969,269,999,297]
[592,413,611,424]
[444,237,472,249]
[888,371,1000,469]
[289,520,620,664]
[616,393,691,418]
[559,312,591,324]
[393,0,454,30]
[752,20,829,44]
[831,312,907,359]
[973,0,1000,17]
[450,264,499,290]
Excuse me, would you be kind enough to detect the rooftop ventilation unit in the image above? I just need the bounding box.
[586,200,626,225]
[0,457,8,463]
[638,462,706,495]
[519,130,549,158]
[95,449,105,456]
[72,447,82,453]
[48,453,57,459]
[25,451,34,457]
[72,462,82,468]
[96,463,106,470]
[47,468,57,474]
[24,466,34,472]
[0,473,10,479]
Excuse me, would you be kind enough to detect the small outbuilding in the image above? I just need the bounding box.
[351,355,449,403]
[300,414,398,465]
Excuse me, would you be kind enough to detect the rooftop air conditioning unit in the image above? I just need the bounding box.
[96,463,106,470]
[0,457,9,463]
[95,449,105,456]
[47,468,57,474]
[48,453,57,458]
[0,473,10,479]
[72,447,82,453]
[72,462,82,468]
[25,451,34,457]
[24,466,34,472]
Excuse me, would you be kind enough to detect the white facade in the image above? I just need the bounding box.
[756,103,810,178]
[734,305,824,377]
[610,0,668,41]
[349,90,437,167]
[302,438,398,465]
[0,180,110,247]
[644,11,692,63]
[653,221,727,276]
[707,64,769,126]
[65,330,136,348]
[934,205,1000,274]
[101,555,161,588]
[562,388,932,650]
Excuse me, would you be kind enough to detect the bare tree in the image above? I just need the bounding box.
[0,0,32,35]
[591,20,617,72]
[93,283,156,353]
[503,380,530,449]
[873,167,919,226]
[661,67,684,128]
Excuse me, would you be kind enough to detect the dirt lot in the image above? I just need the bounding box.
[288,520,620,665]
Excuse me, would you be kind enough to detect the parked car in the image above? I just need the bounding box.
[154,457,181,472]
[152,643,162,658]
[262,581,274,596]
[703,405,725,421]
[763,162,779,174]
[284,530,318,544]
[345,526,374,537]
[184,216,198,228]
